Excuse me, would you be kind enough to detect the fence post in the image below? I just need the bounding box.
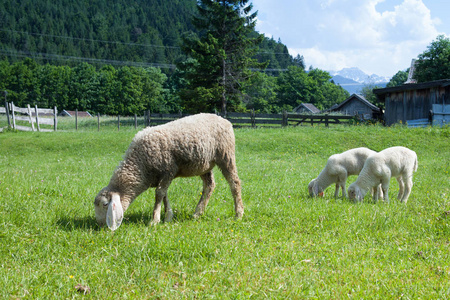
[148,110,151,126]
[4,91,11,128]
[34,105,40,132]
[134,114,137,129]
[118,115,120,131]
[27,104,35,131]
[75,109,78,131]
[325,115,329,127]
[282,110,288,127]
[251,109,256,127]
[97,113,100,131]
[11,102,16,129]
[53,106,57,131]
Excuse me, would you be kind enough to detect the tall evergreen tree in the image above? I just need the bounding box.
[179,0,267,114]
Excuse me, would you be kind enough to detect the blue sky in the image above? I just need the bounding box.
[252,0,450,78]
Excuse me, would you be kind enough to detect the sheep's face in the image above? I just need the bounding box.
[348,184,362,202]
[94,188,114,226]
[308,179,323,197]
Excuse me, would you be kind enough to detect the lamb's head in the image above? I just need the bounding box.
[348,183,363,202]
[308,179,324,197]
[94,188,121,227]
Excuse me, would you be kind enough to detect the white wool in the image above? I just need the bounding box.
[348,146,418,203]
[95,113,243,228]
[308,147,377,198]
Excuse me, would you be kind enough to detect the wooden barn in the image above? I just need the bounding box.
[329,94,382,120]
[293,103,320,114]
[374,79,450,126]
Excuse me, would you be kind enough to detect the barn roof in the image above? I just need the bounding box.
[293,103,321,114]
[332,94,379,112]
[59,110,93,117]
[374,79,450,96]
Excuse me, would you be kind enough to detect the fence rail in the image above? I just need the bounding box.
[2,102,57,131]
[2,103,359,132]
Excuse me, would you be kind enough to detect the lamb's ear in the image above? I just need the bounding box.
[106,193,124,231]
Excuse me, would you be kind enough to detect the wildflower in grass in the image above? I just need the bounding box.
[69,275,74,279]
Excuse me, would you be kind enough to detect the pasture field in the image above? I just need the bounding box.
[0,124,449,299]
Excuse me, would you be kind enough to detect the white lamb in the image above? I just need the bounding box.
[308,147,379,198]
[94,113,244,229]
[347,146,418,203]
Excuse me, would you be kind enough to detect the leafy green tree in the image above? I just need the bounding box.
[414,35,450,82]
[179,0,267,114]
[358,84,384,109]
[275,66,348,111]
[242,71,278,113]
[386,70,408,87]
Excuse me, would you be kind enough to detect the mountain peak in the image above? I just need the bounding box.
[330,67,390,84]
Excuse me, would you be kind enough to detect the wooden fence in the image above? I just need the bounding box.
[2,102,57,131]
[145,111,357,128]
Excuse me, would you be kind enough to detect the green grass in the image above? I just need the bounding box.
[0,124,449,298]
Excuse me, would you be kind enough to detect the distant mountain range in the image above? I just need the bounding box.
[330,67,390,94]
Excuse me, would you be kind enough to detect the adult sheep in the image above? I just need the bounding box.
[347,146,418,203]
[94,113,244,230]
[308,147,379,198]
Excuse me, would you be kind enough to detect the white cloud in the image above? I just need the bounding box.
[254,0,445,77]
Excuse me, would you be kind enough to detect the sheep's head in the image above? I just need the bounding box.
[94,188,122,227]
[348,184,363,202]
[308,179,323,197]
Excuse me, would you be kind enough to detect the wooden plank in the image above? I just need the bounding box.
[0,107,5,113]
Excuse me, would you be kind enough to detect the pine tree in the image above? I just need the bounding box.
[180,0,267,114]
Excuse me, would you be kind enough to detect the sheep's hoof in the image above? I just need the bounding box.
[164,211,174,222]
[149,219,160,226]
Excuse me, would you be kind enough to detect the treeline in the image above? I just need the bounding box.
[0,0,296,72]
[0,58,350,115]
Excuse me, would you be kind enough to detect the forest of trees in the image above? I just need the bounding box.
[0,0,354,115]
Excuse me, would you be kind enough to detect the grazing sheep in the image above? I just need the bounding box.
[308,147,379,198]
[94,113,244,229]
[347,146,418,203]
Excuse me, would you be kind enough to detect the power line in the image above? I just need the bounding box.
[0,49,176,69]
[0,28,294,55]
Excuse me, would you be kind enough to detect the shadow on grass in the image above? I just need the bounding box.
[55,209,195,231]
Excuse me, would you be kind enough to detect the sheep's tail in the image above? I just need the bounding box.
[413,155,418,172]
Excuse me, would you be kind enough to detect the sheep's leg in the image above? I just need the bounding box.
[400,175,413,203]
[218,161,244,219]
[396,176,404,200]
[334,184,340,199]
[151,179,172,225]
[381,179,390,203]
[193,171,216,218]
[372,186,379,203]
[163,194,173,223]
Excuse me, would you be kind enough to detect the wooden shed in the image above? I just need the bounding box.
[329,94,382,120]
[59,110,93,117]
[293,103,320,114]
[373,79,450,126]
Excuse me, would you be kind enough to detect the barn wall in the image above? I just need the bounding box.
[385,86,448,125]
[339,100,373,116]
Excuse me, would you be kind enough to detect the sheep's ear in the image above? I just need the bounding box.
[106,193,124,231]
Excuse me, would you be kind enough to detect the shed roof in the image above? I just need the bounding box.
[332,94,379,112]
[60,110,93,117]
[293,103,321,114]
[373,79,450,96]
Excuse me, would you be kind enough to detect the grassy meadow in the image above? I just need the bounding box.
[0,122,449,299]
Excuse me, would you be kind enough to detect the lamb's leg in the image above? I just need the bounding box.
[396,176,404,200]
[334,184,340,198]
[218,160,244,219]
[193,171,216,218]
[151,179,172,225]
[372,186,379,203]
[400,175,413,203]
[381,179,390,203]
